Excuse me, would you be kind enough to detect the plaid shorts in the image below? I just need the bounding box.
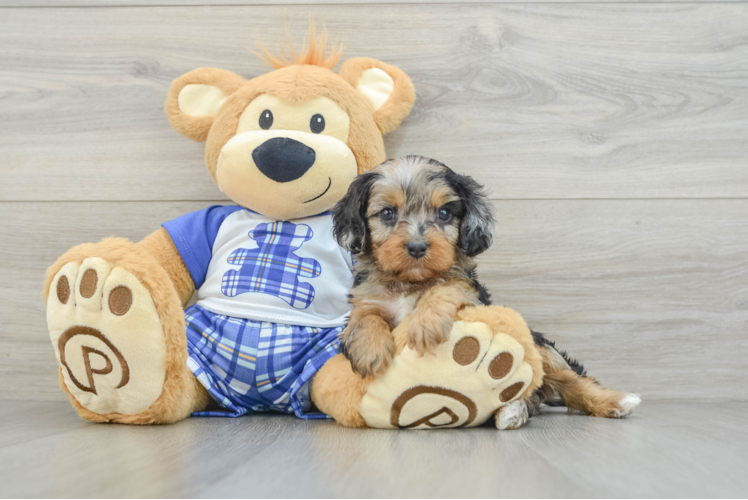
[184,304,342,419]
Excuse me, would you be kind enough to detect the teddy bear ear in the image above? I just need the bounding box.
[165,68,246,142]
[339,57,416,135]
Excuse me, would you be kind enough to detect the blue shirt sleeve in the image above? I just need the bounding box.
[162,205,244,289]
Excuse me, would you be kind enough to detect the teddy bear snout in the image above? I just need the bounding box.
[251,137,316,183]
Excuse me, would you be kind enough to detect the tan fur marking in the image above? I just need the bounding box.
[540,348,631,418]
[430,188,452,209]
[372,229,413,279]
[383,189,406,210]
[408,282,478,356]
[422,230,456,277]
[372,229,456,283]
[339,302,395,378]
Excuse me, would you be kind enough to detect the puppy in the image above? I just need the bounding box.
[332,155,640,428]
[332,155,493,378]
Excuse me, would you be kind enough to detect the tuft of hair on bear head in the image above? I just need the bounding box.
[254,22,344,70]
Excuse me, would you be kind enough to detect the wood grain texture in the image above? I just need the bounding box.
[1,401,746,498]
[1,4,747,201]
[0,401,89,449]
[2,200,746,402]
[4,0,747,5]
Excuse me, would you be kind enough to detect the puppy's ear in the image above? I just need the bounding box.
[332,171,380,254]
[165,68,246,142]
[445,170,495,257]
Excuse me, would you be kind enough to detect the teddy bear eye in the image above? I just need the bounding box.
[259,110,273,130]
[310,114,325,134]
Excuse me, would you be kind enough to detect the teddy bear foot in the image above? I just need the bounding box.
[48,257,169,417]
[46,243,208,424]
[360,313,539,429]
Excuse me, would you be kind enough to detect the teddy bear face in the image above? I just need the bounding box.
[204,64,385,220]
[166,50,415,221]
[217,92,357,220]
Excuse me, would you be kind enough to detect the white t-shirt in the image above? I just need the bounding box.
[163,205,354,328]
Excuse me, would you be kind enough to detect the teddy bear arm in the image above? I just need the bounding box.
[136,227,195,306]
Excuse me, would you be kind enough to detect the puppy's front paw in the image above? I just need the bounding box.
[341,317,395,379]
[345,337,395,379]
[407,310,452,356]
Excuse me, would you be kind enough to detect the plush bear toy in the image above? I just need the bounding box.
[43,30,544,428]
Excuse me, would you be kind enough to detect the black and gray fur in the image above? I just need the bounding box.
[333,155,495,260]
[331,170,381,255]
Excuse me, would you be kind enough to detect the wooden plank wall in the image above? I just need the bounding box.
[1,3,746,402]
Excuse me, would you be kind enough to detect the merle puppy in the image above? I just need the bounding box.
[332,155,640,429]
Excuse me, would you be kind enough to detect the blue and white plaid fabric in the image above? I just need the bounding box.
[221,221,322,309]
[184,304,342,419]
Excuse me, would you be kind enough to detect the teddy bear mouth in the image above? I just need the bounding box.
[303,177,332,203]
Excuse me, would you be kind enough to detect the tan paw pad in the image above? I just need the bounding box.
[361,320,536,429]
[48,262,166,416]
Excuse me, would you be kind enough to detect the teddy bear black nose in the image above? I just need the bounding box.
[252,137,316,183]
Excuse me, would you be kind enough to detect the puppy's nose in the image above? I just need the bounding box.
[406,241,428,259]
[252,137,316,183]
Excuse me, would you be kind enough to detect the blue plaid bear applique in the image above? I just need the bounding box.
[221,221,322,309]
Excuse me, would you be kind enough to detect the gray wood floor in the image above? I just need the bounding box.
[1,401,746,498]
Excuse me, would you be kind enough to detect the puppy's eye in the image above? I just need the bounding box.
[259,110,273,130]
[310,114,325,134]
[379,208,396,222]
[438,207,453,222]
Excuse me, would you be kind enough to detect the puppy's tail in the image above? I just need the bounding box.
[532,331,641,418]
[541,398,567,407]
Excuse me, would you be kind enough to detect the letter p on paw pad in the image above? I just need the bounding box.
[360,319,537,429]
[48,259,168,416]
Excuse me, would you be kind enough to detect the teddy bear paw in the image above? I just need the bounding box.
[360,320,535,429]
[47,257,167,416]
